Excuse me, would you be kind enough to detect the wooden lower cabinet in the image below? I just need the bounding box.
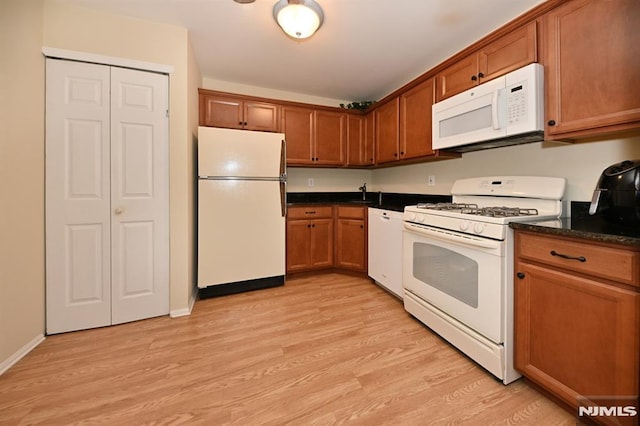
[286,205,367,274]
[514,230,640,421]
[286,206,333,273]
[335,206,366,272]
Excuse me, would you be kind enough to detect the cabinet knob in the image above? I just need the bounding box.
[311,224,315,228]
[548,120,556,126]
[114,207,124,215]
[471,75,477,81]
[400,151,405,156]
[393,153,398,157]
[516,272,525,279]
[238,121,243,125]
[478,72,484,78]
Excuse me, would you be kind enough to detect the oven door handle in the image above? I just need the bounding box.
[403,222,501,250]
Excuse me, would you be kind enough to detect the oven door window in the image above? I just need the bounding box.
[402,229,504,344]
[413,243,478,308]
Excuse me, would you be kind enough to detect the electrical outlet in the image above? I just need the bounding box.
[427,175,435,186]
[307,178,314,187]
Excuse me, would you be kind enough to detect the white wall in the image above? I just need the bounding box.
[0,0,46,369]
[287,168,372,192]
[372,136,640,213]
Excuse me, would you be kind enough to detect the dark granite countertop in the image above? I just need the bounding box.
[287,192,451,213]
[510,202,640,248]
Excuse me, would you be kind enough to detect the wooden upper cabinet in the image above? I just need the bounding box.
[478,21,537,84]
[364,112,375,166]
[281,106,314,165]
[243,101,280,132]
[400,77,435,159]
[436,54,479,102]
[544,0,640,140]
[347,113,375,167]
[283,107,346,166]
[199,90,280,132]
[436,21,537,102]
[347,114,365,166]
[314,110,346,166]
[375,98,400,164]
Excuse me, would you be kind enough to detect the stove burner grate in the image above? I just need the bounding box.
[461,206,539,217]
[416,202,478,210]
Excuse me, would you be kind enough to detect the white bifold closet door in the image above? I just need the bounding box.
[46,58,169,334]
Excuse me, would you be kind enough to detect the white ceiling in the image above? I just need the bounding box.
[56,0,545,102]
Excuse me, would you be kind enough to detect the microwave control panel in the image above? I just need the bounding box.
[506,83,527,125]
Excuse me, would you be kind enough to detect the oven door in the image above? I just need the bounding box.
[402,222,506,343]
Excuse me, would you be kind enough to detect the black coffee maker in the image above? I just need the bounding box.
[589,159,640,224]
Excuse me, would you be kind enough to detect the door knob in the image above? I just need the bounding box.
[114,208,124,215]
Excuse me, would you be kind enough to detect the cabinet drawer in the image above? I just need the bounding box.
[287,206,333,220]
[516,232,640,286]
[336,206,365,219]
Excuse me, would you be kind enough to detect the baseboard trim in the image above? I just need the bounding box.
[0,334,45,376]
[170,286,197,318]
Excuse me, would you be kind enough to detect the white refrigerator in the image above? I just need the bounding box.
[197,127,286,297]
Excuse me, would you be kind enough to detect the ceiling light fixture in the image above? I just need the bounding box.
[273,0,324,40]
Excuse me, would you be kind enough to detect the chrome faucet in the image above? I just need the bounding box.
[358,183,367,200]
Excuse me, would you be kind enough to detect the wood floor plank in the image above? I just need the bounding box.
[0,273,573,424]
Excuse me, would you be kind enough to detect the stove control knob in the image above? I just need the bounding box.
[473,223,485,234]
[416,215,424,223]
[460,221,469,231]
[408,213,416,221]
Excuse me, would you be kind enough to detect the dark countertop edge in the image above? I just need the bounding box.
[287,192,451,212]
[510,221,640,248]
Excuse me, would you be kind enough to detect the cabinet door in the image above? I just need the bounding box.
[286,220,311,273]
[200,94,243,129]
[244,101,280,132]
[335,218,366,271]
[400,78,435,159]
[314,110,346,166]
[435,54,478,102]
[282,106,314,165]
[310,218,334,269]
[515,261,640,409]
[375,98,400,164]
[544,0,640,138]
[347,114,365,166]
[364,112,375,165]
[478,21,537,83]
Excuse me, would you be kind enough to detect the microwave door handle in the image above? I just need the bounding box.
[491,89,500,130]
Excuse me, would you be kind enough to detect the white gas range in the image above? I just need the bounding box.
[402,176,566,384]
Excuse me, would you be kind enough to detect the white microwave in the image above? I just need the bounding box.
[432,63,544,153]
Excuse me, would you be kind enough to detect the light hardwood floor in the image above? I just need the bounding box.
[0,273,574,425]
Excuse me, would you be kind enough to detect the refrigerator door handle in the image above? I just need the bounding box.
[279,139,287,217]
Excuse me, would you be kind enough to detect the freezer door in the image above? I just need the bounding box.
[198,127,285,178]
[197,179,285,288]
